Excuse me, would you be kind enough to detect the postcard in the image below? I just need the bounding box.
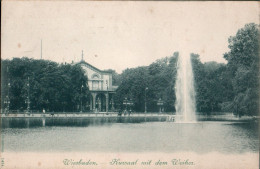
[1,1,259,169]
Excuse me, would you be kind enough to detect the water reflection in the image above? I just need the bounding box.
[1,117,258,153]
[1,116,167,128]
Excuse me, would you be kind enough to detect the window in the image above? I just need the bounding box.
[92,74,100,79]
[92,81,99,90]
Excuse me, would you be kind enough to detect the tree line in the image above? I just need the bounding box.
[1,23,259,116]
[113,23,259,116]
[1,58,89,112]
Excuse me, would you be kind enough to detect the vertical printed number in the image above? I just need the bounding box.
[1,158,4,168]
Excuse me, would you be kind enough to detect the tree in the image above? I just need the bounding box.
[114,66,149,112]
[103,69,121,86]
[223,23,259,116]
[1,58,90,112]
[114,53,178,112]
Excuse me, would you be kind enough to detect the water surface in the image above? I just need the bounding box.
[2,119,258,153]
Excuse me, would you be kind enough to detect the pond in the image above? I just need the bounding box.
[1,117,258,153]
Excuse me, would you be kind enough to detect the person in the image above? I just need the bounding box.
[43,108,45,114]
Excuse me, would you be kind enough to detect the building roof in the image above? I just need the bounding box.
[77,60,113,74]
[76,60,118,92]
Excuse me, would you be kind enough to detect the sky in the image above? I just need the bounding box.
[2,1,259,73]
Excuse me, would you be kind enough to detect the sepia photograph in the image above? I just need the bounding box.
[1,1,259,169]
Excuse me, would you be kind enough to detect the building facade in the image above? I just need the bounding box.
[78,59,118,112]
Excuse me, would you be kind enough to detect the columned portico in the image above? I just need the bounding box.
[89,92,116,112]
[77,52,118,112]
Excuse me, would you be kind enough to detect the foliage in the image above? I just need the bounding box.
[114,51,234,114]
[1,58,89,112]
[103,69,121,86]
[114,66,150,112]
[194,60,233,114]
[2,23,258,117]
[223,23,259,116]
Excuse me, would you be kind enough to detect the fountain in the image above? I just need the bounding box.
[175,52,196,122]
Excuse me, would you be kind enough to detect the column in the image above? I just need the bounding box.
[111,96,115,111]
[90,98,93,111]
[105,93,109,113]
[91,93,96,112]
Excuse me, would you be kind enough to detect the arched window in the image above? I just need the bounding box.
[92,73,100,79]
